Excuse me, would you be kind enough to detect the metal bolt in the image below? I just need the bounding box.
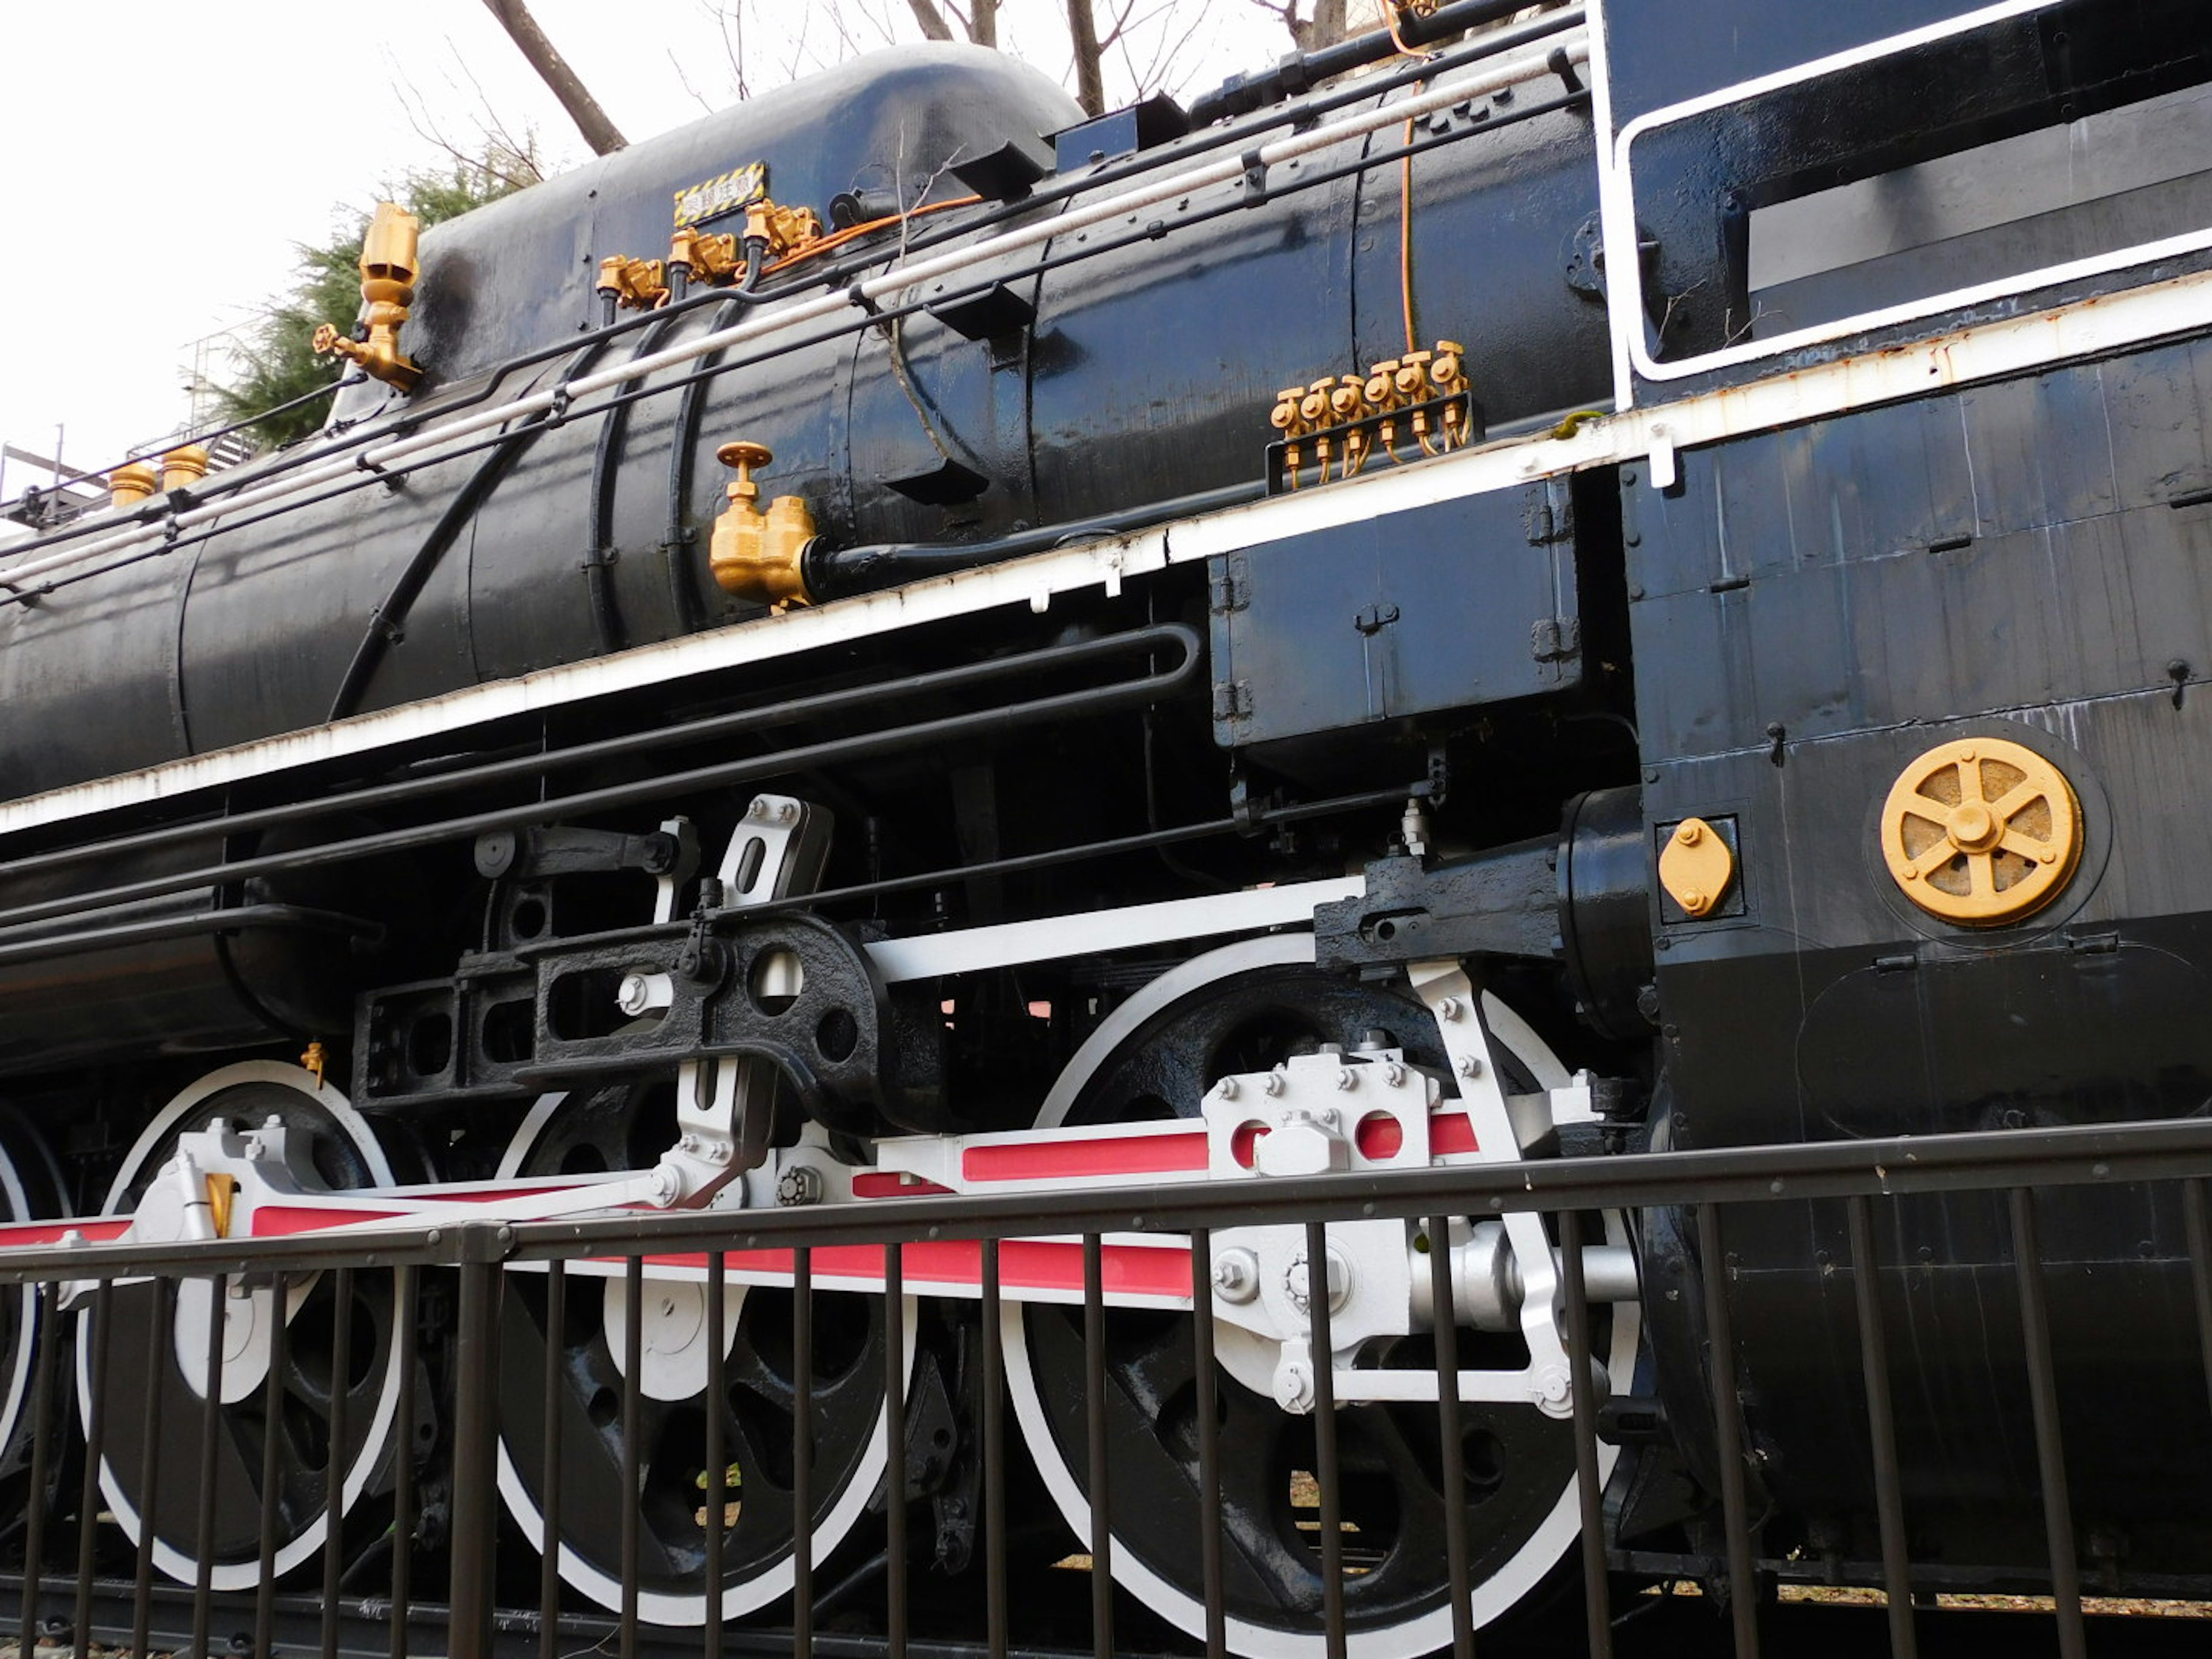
[1274,1361,1315,1413]
[1212,1247,1261,1303]
[1335,1067,1358,1092]
[1215,1075,1240,1101]
[776,1166,823,1207]
[1681,888,1707,914]
[1676,821,1702,846]
[1384,1062,1406,1088]
[777,802,798,822]
[746,798,768,820]
[1456,1055,1482,1079]
[1263,1071,1285,1097]
[1437,996,1463,1022]
[617,973,653,1016]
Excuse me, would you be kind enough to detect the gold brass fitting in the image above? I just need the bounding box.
[596,255,671,312]
[670,227,744,286]
[1879,738,2082,926]
[1365,360,1403,410]
[161,445,210,494]
[312,202,422,391]
[108,461,160,508]
[1330,374,1369,423]
[1430,340,1467,395]
[709,440,815,608]
[744,198,824,260]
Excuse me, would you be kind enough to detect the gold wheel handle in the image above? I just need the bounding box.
[1879,738,2082,927]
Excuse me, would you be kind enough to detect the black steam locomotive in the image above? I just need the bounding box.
[2,0,2210,1650]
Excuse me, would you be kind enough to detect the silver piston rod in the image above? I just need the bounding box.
[1407,1219,1639,1332]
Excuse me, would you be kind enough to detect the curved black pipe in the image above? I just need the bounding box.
[661,295,748,635]
[324,339,611,722]
[585,315,688,655]
[806,480,1266,600]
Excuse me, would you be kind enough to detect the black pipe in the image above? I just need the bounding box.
[1188,0,1573,126]
[326,339,610,722]
[0,624,1201,938]
[0,903,378,971]
[586,317,686,656]
[661,297,747,635]
[805,481,1266,599]
[0,623,1198,888]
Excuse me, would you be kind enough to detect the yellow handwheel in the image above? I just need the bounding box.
[1879,737,2082,927]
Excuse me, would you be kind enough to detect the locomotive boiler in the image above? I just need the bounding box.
[2,0,2211,1652]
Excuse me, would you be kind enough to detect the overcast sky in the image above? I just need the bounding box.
[0,1,1293,494]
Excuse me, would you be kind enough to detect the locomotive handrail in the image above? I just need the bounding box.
[0,1111,2204,1282]
[0,32,1588,601]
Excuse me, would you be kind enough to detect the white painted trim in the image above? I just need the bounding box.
[1601,0,2212,386]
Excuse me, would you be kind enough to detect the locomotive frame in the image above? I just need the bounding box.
[2,0,2211,1653]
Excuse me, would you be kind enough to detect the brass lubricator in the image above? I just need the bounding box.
[312,202,423,391]
[596,255,671,313]
[1266,339,1474,491]
[1879,737,2083,927]
[1658,818,1736,919]
[614,195,827,308]
[709,441,816,608]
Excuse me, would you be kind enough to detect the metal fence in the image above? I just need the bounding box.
[6,1113,2212,1659]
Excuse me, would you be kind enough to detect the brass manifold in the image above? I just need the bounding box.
[601,197,828,313]
[1268,340,1472,487]
[312,202,423,392]
[709,440,816,608]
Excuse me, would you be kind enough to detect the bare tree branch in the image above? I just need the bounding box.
[477,0,628,154]
[1066,0,1107,115]
[906,0,956,40]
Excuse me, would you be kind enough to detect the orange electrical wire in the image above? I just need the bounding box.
[762,194,986,276]
[1382,6,1437,360]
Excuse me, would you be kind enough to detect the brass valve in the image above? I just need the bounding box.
[709,440,816,609]
[1270,386,1310,438]
[669,227,744,286]
[161,445,210,494]
[596,255,671,312]
[1393,349,1434,403]
[1330,374,1369,422]
[108,461,160,509]
[744,198,824,261]
[1365,360,1403,410]
[1430,339,1467,396]
[312,202,422,392]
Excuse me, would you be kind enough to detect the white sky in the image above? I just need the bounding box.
[0,0,1300,493]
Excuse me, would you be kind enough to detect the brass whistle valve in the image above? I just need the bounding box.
[313,202,423,392]
[709,441,816,609]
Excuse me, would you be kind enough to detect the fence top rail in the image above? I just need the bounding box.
[2,1113,2209,1283]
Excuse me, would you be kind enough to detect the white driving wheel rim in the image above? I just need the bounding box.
[1002,935,1642,1659]
[491,1090,918,1625]
[77,1060,404,1592]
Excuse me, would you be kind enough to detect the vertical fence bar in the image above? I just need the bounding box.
[2183,1179,2212,1425]
[20,1282,59,1659]
[792,1246,814,1659]
[620,1255,644,1659]
[2009,1188,2086,1659]
[538,1259,566,1659]
[704,1251,726,1659]
[1189,1229,1227,1659]
[1425,1218,1476,1659]
[130,1277,172,1659]
[389,1265,418,1659]
[1305,1222,1348,1659]
[253,1287,292,1659]
[192,1273,228,1659]
[1696,1205,1760,1659]
[73,1281,113,1659]
[884,1243,908,1659]
[320,1267,353,1659]
[1846,1198,1918,1659]
[1558,1211,1613,1659]
[1082,1233,1112,1659]
[980,1238,1010,1659]
[449,1236,507,1659]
